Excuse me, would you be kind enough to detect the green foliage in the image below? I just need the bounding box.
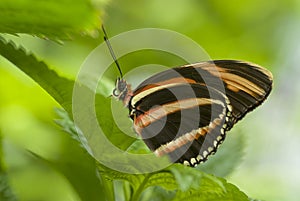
[0,30,250,200]
[97,163,249,201]
[29,137,109,201]
[0,0,101,40]
[0,1,270,200]
[0,134,18,201]
[55,107,248,200]
[0,135,2,172]
[0,173,18,201]
[197,130,245,177]
[55,107,248,201]
[0,36,75,113]
[95,95,137,150]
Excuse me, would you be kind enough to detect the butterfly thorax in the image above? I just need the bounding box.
[113,78,133,107]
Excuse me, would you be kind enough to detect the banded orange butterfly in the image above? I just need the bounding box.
[104,26,273,167]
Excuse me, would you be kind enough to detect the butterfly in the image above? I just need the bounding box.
[103,26,273,167]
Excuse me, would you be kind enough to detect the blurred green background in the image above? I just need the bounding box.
[1,0,300,200]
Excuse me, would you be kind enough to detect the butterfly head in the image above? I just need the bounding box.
[113,78,132,107]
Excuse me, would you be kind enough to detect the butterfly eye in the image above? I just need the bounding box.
[113,78,124,97]
[112,88,119,97]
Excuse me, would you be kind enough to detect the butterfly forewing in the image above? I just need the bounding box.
[191,60,273,125]
[124,60,272,166]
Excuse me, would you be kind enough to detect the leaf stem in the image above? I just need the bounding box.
[130,174,152,201]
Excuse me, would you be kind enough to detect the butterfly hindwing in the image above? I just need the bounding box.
[131,82,232,166]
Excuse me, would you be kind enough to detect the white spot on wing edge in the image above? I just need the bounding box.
[208,147,214,153]
[202,151,208,158]
[183,160,190,166]
[190,158,197,165]
[197,155,203,161]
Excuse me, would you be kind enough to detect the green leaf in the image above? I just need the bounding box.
[0,33,140,195]
[0,173,18,201]
[97,162,144,190]
[55,108,93,153]
[197,129,245,177]
[0,36,136,152]
[106,163,249,201]
[0,0,102,40]
[30,132,110,201]
[173,175,249,201]
[159,165,248,201]
[55,108,81,142]
[140,186,176,201]
[0,36,115,201]
[54,91,136,151]
[168,164,206,192]
[248,198,262,201]
[0,134,3,173]
[0,36,74,113]
[95,95,137,150]
[0,133,18,201]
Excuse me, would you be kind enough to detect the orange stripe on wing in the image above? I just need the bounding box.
[134,77,196,95]
[133,98,224,135]
[153,103,227,157]
[196,64,266,97]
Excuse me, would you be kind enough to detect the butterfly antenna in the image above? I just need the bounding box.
[101,25,123,78]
